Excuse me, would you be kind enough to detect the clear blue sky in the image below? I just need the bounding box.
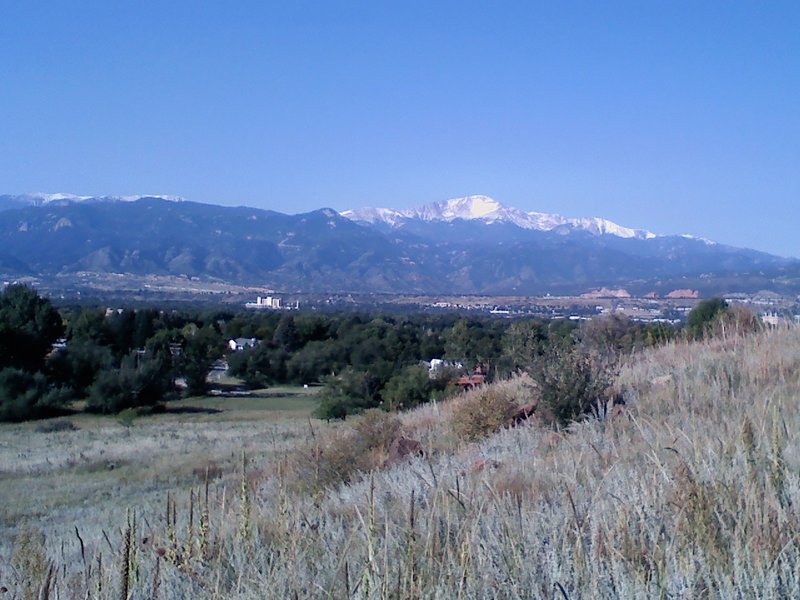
[1,1,798,257]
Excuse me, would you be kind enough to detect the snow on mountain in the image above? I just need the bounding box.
[340,206,406,227]
[680,233,717,246]
[343,195,657,240]
[34,193,93,203]
[16,193,185,206]
[115,194,184,203]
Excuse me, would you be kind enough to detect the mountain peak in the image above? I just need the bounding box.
[410,195,504,220]
[343,195,657,240]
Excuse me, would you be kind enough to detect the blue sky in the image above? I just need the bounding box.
[1,1,798,257]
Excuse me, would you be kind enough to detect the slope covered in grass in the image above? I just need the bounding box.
[5,325,800,598]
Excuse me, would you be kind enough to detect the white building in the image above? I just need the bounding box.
[245,295,282,309]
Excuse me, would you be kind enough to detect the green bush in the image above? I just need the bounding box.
[86,355,172,414]
[0,367,72,422]
[47,340,115,397]
[313,367,381,420]
[531,346,613,426]
[381,365,434,410]
[686,298,729,339]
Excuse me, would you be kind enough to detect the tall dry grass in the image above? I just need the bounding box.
[3,324,800,598]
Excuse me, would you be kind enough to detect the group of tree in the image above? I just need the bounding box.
[227,310,679,420]
[0,285,227,421]
[0,282,761,424]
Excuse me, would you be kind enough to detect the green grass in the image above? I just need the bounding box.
[157,385,320,420]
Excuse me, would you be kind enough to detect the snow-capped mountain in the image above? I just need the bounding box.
[0,193,184,210]
[0,192,794,295]
[342,195,657,240]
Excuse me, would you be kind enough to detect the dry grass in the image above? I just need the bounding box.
[449,375,538,442]
[3,325,800,598]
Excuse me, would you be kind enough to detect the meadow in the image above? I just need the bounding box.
[3,324,800,598]
[0,387,322,589]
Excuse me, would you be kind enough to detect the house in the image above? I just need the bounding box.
[228,337,259,352]
[427,358,463,378]
[453,365,487,389]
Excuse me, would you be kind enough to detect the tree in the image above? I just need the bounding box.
[47,340,115,397]
[0,284,64,372]
[273,314,300,352]
[381,365,433,411]
[227,343,288,388]
[286,340,344,384]
[86,353,172,414]
[443,319,503,368]
[132,308,159,349]
[686,298,729,339]
[179,325,224,396]
[106,309,137,357]
[68,308,112,347]
[443,320,472,362]
[313,367,380,420]
[500,319,549,374]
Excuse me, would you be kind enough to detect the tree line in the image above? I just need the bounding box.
[1,283,749,423]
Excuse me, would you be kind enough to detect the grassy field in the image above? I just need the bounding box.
[0,385,324,584]
[3,327,800,598]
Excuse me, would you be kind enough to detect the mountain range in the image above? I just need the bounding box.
[343,195,659,240]
[0,193,797,296]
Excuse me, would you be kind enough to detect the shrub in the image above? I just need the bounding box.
[86,355,172,414]
[531,345,613,426]
[709,304,763,339]
[292,409,402,491]
[313,395,349,421]
[34,418,77,433]
[353,408,402,455]
[0,367,72,422]
[451,385,519,442]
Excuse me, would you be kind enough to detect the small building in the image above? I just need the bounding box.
[427,358,463,378]
[453,365,487,389]
[228,337,259,352]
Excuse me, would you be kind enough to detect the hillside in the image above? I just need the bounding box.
[3,324,799,597]
[0,194,798,295]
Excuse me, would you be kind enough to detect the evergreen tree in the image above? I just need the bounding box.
[0,284,64,372]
